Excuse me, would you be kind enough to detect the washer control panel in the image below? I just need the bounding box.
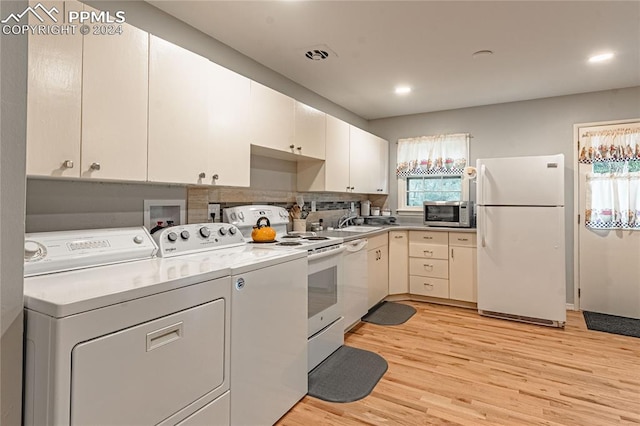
[24,227,157,277]
[153,223,245,257]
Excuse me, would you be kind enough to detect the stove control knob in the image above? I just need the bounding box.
[180,230,190,240]
[199,227,210,238]
[218,227,228,236]
[133,235,144,244]
[167,232,178,242]
[228,227,237,235]
[230,212,237,221]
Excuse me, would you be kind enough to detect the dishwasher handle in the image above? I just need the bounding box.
[344,239,368,253]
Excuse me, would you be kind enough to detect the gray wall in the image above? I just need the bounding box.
[369,86,640,304]
[1,1,27,423]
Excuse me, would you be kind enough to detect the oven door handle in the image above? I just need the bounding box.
[308,245,346,261]
[344,239,368,252]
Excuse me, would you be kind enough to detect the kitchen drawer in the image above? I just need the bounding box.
[409,231,448,246]
[409,258,449,279]
[409,276,449,298]
[409,243,448,260]
[449,232,477,247]
[367,233,388,250]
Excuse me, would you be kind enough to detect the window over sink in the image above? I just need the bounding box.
[396,133,470,211]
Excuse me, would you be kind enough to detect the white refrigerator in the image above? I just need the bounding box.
[476,154,566,327]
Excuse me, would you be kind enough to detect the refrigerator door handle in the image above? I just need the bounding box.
[480,164,486,205]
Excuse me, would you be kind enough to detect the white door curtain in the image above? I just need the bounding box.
[581,127,640,230]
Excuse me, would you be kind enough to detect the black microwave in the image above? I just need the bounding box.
[423,201,474,228]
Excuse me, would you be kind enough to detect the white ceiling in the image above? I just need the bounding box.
[148,1,640,120]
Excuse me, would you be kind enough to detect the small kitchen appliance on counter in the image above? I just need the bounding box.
[224,204,346,372]
[423,201,474,228]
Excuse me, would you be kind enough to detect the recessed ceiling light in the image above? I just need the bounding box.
[472,50,494,59]
[395,86,411,95]
[588,52,614,63]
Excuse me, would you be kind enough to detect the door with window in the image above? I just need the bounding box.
[577,121,640,319]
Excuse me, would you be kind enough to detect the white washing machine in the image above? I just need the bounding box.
[153,223,309,426]
[23,227,233,426]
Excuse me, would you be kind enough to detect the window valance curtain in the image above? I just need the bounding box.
[582,127,640,230]
[396,133,469,177]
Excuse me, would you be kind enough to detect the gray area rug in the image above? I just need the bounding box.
[308,346,388,403]
[583,311,640,338]
[362,301,416,325]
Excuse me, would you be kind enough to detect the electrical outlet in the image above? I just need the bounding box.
[311,201,316,212]
[208,203,221,222]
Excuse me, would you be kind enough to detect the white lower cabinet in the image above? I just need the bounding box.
[449,233,478,303]
[367,234,389,309]
[406,230,478,303]
[388,231,409,294]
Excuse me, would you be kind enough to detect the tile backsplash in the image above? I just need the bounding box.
[187,186,389,229]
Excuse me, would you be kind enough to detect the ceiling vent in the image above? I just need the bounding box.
[300,44,338,61]
[305,49,329,61]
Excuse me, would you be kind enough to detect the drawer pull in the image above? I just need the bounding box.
[423,282,434,289]
[423,250,433,256]
[458,238,469,241]
[394,235,404,239]
[423,236,433,240]
[146,322,183,352]
[423,264,433,271]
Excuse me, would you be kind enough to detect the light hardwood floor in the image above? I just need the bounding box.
[278,302,640,426]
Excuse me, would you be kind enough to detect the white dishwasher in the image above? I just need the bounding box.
[342,238,369,331]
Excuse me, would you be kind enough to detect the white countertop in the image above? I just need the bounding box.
[317,224,477,241]
[24,245,306,318]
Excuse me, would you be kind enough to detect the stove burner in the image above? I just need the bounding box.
[303,236,330,241]
[249,240,277,244]
[281,235,301,239]
[277,241,303,246]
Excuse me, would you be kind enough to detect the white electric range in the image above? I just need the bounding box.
[224,205,346,372]
[23,223,308,426]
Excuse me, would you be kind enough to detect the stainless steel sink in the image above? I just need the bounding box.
[334,225,382,233]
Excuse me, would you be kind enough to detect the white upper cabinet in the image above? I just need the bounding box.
[298,116,389,194]
[208,62,251,187]
[349,126,389,194]
[148,36,251,186]
[148,36,210,185]
[26,0,82,177]
[324,115,351,191]
[293,102,325,160]
[250,82,296,155]
[81,8,149,181]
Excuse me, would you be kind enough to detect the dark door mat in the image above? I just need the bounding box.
[583,311,640,338]
[308,346,388,403]
[361,301,416,325]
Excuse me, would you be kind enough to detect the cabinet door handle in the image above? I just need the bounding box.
[212,174,219,181]
[199,172,206,178]
[62,160,74,169]
[423,264,433,271]
[451,248,454,260]
[289,144,295,149]
[296,146,302,151]
[90,162,100,171]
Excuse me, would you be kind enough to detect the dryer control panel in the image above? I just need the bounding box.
[24,227,157,277]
